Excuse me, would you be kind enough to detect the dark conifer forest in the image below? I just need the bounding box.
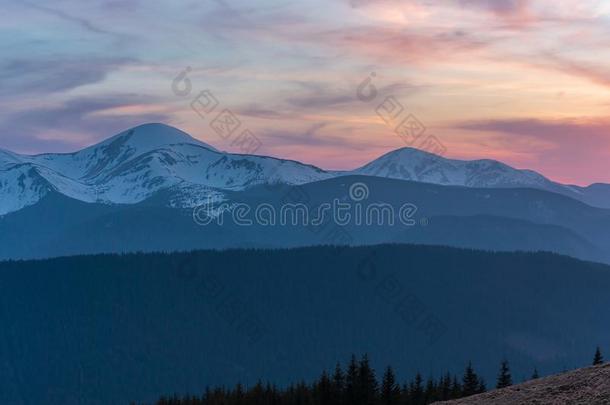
[1,244,609,404]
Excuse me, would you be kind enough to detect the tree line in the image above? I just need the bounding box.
[135,347,607,405]
[133,354,528,405]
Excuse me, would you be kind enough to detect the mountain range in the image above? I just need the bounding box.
[2,124,610,404]
[2,122,609,215]
[1,123,609,263]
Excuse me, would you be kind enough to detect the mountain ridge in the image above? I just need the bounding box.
[0,123,608,215]
[1,175,609,264]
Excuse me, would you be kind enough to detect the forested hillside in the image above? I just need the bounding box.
[1,245,609,404]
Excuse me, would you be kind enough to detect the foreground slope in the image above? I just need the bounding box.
[435,363,610,404]
[1,245,610,404]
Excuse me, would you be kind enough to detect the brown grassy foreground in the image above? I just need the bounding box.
[434,363,610,405]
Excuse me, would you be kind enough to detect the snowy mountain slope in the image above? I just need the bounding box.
[0,123,332,214]
[0,149,23,170]
[576,183,610,209]
[0,123,608,215]
[354,147,558,189]
[26,123,219,181]
[351,147,594,204]
[0,164,52,215]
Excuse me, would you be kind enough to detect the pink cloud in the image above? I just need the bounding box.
[459,0,533,22]
[456,117,610,185]
[538,54,610,89]
[306,26,488,65]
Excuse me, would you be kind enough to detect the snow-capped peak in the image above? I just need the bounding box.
[0,124,608,216]
[27,123,218,182]
[0,148,24,170]
[87,123,218,154]
[352,145,572,192]
[0,123,332,214]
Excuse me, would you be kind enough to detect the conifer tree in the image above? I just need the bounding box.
[461,362,480,397]
[314,371,332,405]
[450,375,462,399]
[331,362,344,405]
[424,376,438,403]
[531,368,539,379]
[409,373,424,405]
[400,383,410,405]
[496,360,513,389]
[345,355,360,405]
[439,372,452,401]
[358,354,378,405]
[380,366,401,405]
[593,347,604,365]
[234,382,245,401]
[294,380,311,404]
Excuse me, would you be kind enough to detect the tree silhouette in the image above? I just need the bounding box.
[314,371,332,405]
[439,372,452,401]
[496,360,513,389]
[135,356,523,405]
[410,372,424,405]
[358,354,378,405]
[593,347,604,365]
[345,354,359,405]
[380,366,401,405]
[331,362,344,405]
[450,375,462,399]
[461,362,480,397]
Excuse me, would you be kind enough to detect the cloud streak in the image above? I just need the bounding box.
[0,95,172,153]
[1,0,609,184]
[21,0,110,35]
[457,117,610,184]
[0,57,136,97]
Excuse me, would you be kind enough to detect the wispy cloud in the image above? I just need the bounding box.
[0,57,136,96]
[457,117,610,184]
[1,0,609,184]
[539,54,610,89]
[284,81,418,112]
[20,0,112,35]
[0,95,172,153]
[259,122,370,152]
[458,0,533,22]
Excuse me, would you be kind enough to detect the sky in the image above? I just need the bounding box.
[1,0,610,185]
